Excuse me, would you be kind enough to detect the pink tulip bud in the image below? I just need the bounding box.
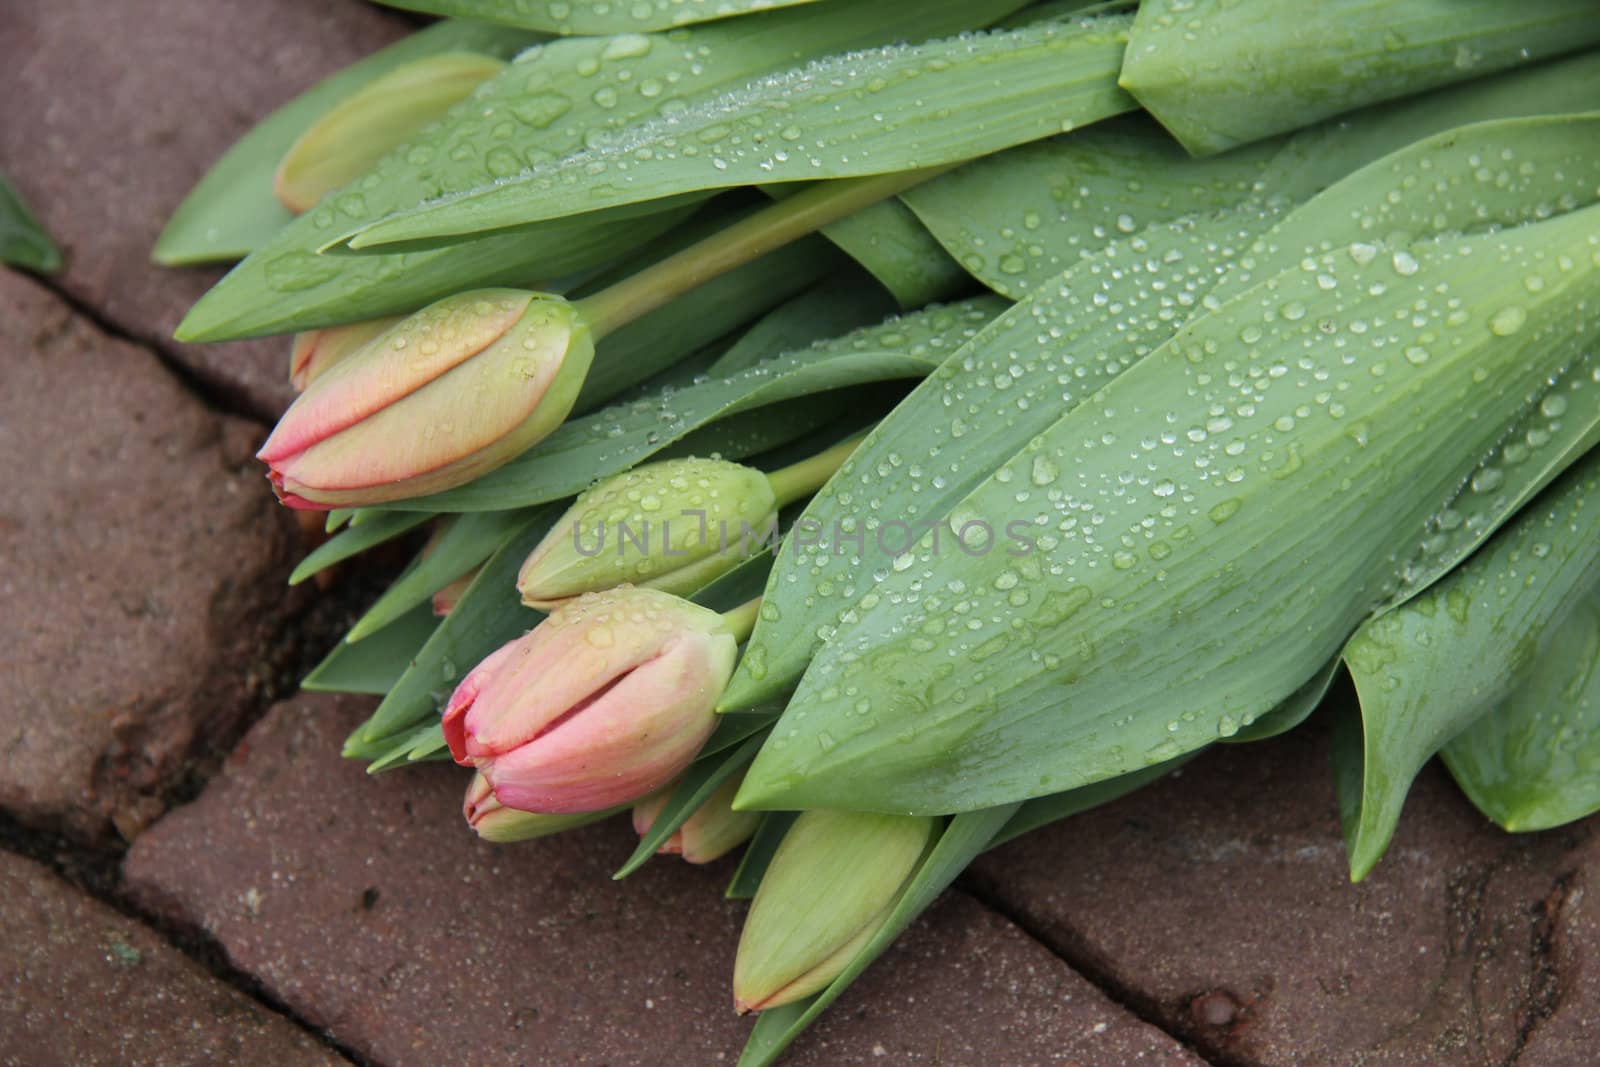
[258,289,593,510]
[431,569,478,617]
[462,772,619,843]
[632,771,760,864]
[288,316,403,392]
[442,587,738,814]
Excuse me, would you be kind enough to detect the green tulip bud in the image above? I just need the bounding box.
[274,52,507,213]
[733,810,935,1014]
[517,457,779,611]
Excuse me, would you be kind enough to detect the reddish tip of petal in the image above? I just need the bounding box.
[442,691,474,765]
[264,469,328,511]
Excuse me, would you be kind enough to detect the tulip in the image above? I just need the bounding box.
[632,771,761,864]
[288,316,403,391]
[733,810,934,1014]
[258,289,594,509]
[517,457,779,610]
[274,52,507,214]
[442,587,743,813]
[431,569,478,617]
[462,772,621,843]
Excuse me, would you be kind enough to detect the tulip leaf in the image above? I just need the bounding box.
[288,510,434,586]
[1221,657,1343,745]
[736,806,1018,1067]
[735,115,1600,815]
[725,812,799,900]
[1336,451,1600,880]
[345,510,556,752]
[989,756,1195,850]
[725,109,1600,711]
[388,296,1005,512]
[346,509,540,643]
[176,0,1022,341]
[364,722,452,772]
[727,75,1600,708]
[902,116,1282,299]
[345,15,1136,248]
[708,275,899,376]
[1120,0,1600,157]
[577,237,842,408]
[615,732,766,879]
[1443,588,1600,833]
[767,189,967,310]
[153,20,545,266]
[0,175,62,274]
[303,602,441,695]
[722,205,1289,711]
[374,0,824,35]
[905,49,1600,302]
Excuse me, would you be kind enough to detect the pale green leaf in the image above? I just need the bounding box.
[1338,451,1600,879]
[303,602,441,695]
[346,15,1136,247]
[288,510,433,586]
[375,0,823,35]
[346,509,538,642]
[723,101,1600,709]
[1119,0,1600,156]
[707,275,898,376]
[1443,588,1600,833]
[736,116,1600,814]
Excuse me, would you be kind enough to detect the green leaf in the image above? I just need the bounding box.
[707,274,899,376]
[345,510,556,751]
[725,812,798,900]
[177,0,1021,340]
[1443,588,1600,834]
[736,115,1600,815]
[389,296,1005,512]
[303,602,441,695]
[1221,657,1341,745]
[1338,450,1600,879]
[0,174,62,273]
[346,15,1136,247]
[725,104,1600,706]
[346,509,537,642]
[153,20,544,265]
[903,115,1282,298]
[906,48,1600,301]
[989,756,1194,849]
[768,189,967,309]
[723,205,1287,710]
[577,236,842,408]
[615,731,766,878]
[362,721,452,771]
[374,0,824,35]
[735,806,1018,1067]
[288,510,433,586]
[1119,0,1600,157]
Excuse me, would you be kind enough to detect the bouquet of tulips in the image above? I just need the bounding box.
[156,0,1600,1061]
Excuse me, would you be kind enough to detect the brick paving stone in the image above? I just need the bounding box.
[0,0,410,418]
[1516,834,1600,1066]
[966,719,1595,1067]
[0,271,302,843]
[0,849,348,1067]
[124,692,1209,1067]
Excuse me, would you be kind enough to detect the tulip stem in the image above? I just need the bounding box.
[721,597,763,644]
[766,435,865,509]
[574,166,954,339]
